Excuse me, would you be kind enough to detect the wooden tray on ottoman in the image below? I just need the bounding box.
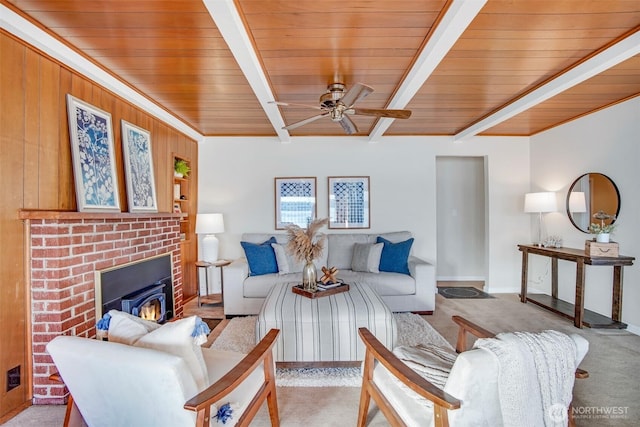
[292,283,350,299]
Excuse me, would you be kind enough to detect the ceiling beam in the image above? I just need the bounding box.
[368,0,487,142]
[455,28,640,141]
[203,0,290,143]
[0,4,203,142]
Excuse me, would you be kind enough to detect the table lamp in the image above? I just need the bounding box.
[196,213,225,262]
[524,192,557,246]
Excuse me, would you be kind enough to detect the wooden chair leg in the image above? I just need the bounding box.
[357,384,372,427]
[357,351,375,427]
[49,372,85,427]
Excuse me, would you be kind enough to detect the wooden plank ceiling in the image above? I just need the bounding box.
[5,0,640,139]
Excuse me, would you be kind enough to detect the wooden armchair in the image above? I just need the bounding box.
[47,329,281,427]
[358,316,589,427]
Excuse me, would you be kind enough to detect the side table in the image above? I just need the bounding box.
[195,259,231,307]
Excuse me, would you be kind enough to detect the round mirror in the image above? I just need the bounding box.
[566,173,620,233]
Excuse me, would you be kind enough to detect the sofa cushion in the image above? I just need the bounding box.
[271,243,304,274]
[241,237,278,276]
[134,316,209,391]
[377,236,414,275]
[351,242,383,273]
[339,270,416,296]
[327,234,371,270]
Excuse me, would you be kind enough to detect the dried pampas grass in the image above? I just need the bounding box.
[285,218,328,262]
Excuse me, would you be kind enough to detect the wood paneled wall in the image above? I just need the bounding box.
[0,31,198,420]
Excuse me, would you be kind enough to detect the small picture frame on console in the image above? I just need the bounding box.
[328,176,370,229]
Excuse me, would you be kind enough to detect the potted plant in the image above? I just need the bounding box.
[589,210,617,243]
[174,159,190,178]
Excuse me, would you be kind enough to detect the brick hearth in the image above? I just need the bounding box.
[20,211,184,404]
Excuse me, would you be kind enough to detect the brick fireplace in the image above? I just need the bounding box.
[20,211,185,404]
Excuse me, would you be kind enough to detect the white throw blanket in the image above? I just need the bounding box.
[474,330,577,427]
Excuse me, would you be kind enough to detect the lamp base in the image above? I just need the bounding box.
[201,234,219,262]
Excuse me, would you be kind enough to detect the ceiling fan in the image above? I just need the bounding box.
[271,82,412,135]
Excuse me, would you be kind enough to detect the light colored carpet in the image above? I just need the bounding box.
[4,293,640,426]
[211,312,451,387]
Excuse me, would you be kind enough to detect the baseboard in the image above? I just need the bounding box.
[437,276,485,282]
[625,323,640,336]
[484,286,520,294]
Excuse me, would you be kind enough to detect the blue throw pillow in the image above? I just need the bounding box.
[240,237,278,276]
[376,236,414,275]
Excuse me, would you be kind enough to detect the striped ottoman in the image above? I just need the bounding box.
[256,282,397,362]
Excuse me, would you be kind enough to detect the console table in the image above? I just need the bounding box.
[518,244,634,329]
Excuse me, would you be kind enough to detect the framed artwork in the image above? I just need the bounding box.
[121,120,158,212]
[328,176,370,229]
[274,177,317,229]
[66,95,121,212]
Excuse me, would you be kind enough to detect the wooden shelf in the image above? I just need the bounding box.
[526,293,627,329]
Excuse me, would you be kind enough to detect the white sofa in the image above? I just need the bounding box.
[223,231,435,316]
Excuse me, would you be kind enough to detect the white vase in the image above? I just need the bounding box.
[596,233,610,243]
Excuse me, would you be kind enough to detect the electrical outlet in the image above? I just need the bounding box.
[7,366,20,391]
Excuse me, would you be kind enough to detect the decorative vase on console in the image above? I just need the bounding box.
[286,218,328,292]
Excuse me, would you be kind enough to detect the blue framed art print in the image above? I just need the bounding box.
[328,176,370,229]
[66,95,121,212]
[121,120,158,213]
[274,177,317,229]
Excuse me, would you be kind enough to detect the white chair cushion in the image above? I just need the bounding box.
[201,348,267,425]
[106,309,161,345]
[134,316,209,391]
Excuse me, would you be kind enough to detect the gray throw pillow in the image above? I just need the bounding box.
[351,242,383,273]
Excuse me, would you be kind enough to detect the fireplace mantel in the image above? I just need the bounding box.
[19,209,185,221]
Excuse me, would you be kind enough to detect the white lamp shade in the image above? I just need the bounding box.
[524,192,557,213]
[568,192,587,213]
[196,213,225,234]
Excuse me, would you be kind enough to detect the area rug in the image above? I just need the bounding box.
[210,313,452,387]
[438,286,494,299]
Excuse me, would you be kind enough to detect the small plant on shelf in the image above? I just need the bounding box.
[588,210,616,242]
[174,159,190,178]
[588,222,616,235]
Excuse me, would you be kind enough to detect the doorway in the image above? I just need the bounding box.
[435,156,486,289]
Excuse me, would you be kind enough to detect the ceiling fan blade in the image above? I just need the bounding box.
[339,83,374,108]
[338,115,358,135]
[269,101,323,110]
[283,112,330,130]
[351,108,412,119]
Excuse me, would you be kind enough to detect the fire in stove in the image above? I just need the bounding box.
[139,300,161,321]
[122,283,168,323]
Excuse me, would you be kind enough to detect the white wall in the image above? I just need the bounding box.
[436,156,486,280]
[198,135,530,293]
[530,97,640,332]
